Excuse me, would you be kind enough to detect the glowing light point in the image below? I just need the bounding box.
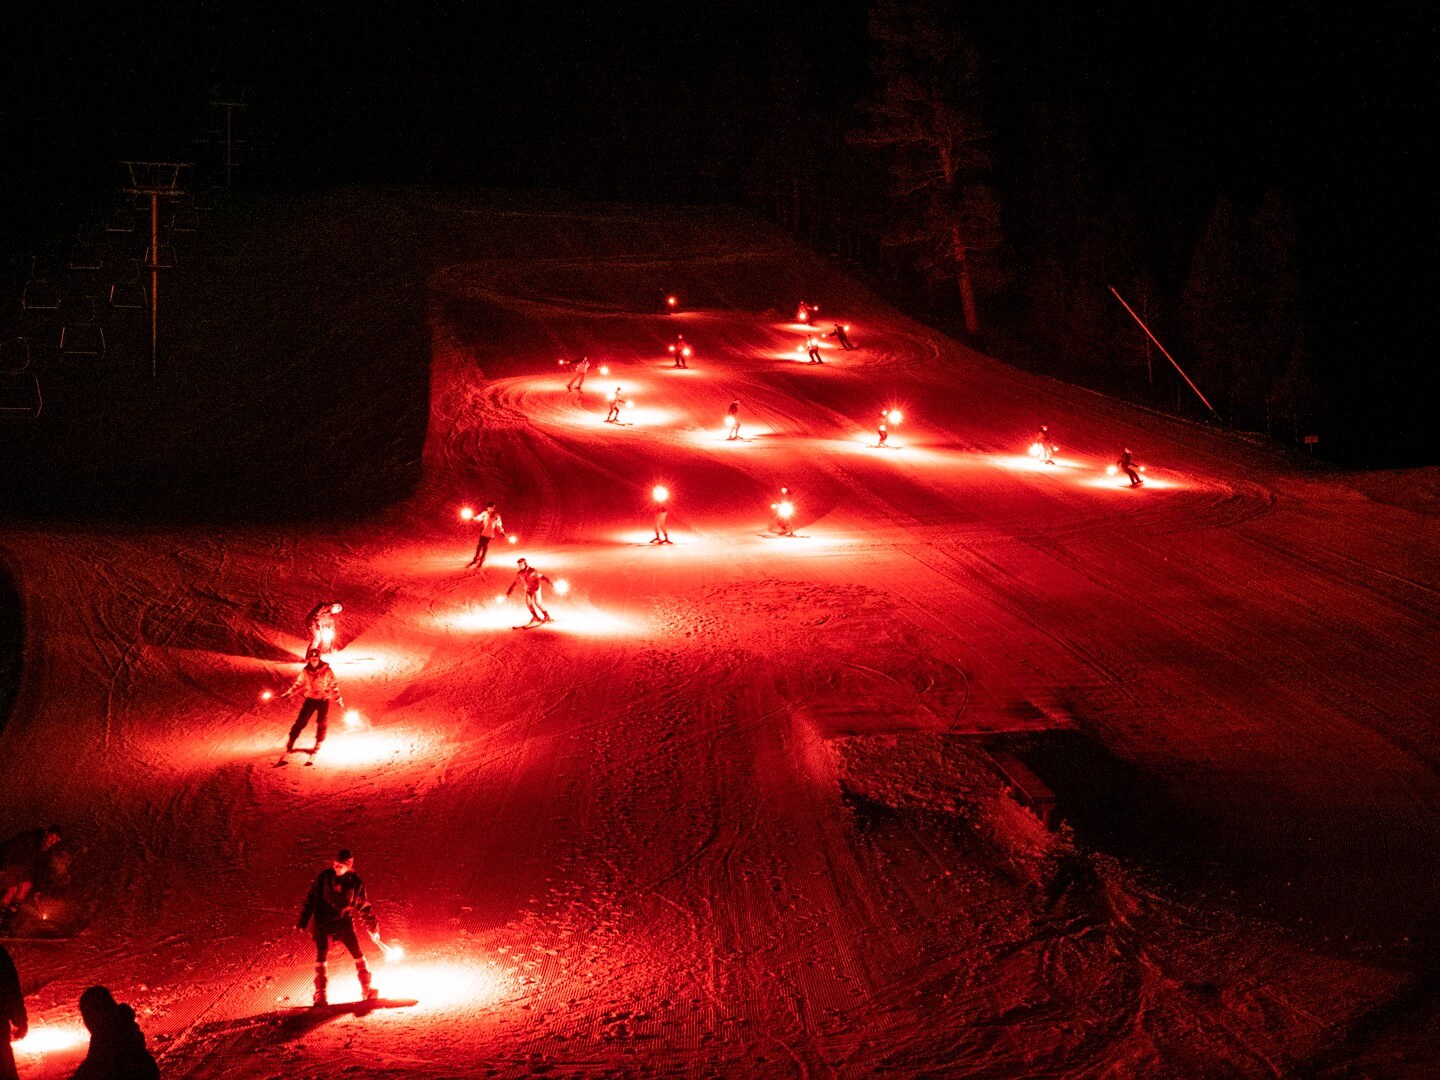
[653,485,669,503]
[777,501,794,519]
[344,709,364,730]
[887,410,904,425]
[724,415,736,428]
[599,365,610,376]
[1028,442,1043,458]
[554,579,571,595]
[666,294,678,307]
[493,595,506,606]
[1107,465,1119,476]
[260,690,273,701]
[507,535,518,544]
[459,506,475,521]
[319,627,336,648]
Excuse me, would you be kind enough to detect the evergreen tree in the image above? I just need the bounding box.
[851,0,1006,335]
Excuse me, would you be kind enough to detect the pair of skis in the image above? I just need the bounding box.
[275,747,318,767]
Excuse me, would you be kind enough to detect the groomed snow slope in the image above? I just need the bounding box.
[3,190,1440,1077]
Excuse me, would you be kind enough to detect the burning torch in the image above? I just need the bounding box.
[370,931,405,963]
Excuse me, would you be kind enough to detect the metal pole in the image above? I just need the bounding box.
[1109,285,1217,417]
[150,192,160,377]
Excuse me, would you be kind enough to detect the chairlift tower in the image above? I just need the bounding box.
[208,99,248,190]
[122,160,191,377]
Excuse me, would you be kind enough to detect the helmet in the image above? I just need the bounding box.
[330,603,343,614]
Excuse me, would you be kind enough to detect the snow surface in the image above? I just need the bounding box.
[3,190,1440,1076]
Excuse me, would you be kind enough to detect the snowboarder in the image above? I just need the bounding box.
[796,301,817,323]
[605,387,624,423]
[1118,448,1143,486]
[467,501,506,568]
[1036,425,1056,465]
[668,334,691,369]
[68,986,159,1080]
[297,849,380,1007]
[1,946,26,1080]
[0,825,60,930]
[507,558,554,624]
[279,649,344,760]
[305,602,343,654]
[771,486,796,536]
[828,323,856,350]
[805,337,823,364]
[725,400,741,441]
[651,486,671,544]
[566,356,591,392]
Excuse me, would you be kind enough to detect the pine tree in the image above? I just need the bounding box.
[851,0,1006,336]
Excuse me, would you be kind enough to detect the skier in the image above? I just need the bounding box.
[804,337,823,364]
[297,849,380,1007]
[605,387,624,423]
[828,323,856,350]
[1118,448,1143,486]
[1,945,25,1080]
[279,649,344,761]
[771,486,795,536]
[305,602,344,654]
[566,356,591,392]
[467,501,507,568]
[877,410,890,446]
[668,334,691,368]
[651,486,671,544]
[68,986,159,1080]
[725,400,741,441]
[1036,425,1056,465]
[507,558,554,625]
[796,301,817,323]
[0,825,60,930]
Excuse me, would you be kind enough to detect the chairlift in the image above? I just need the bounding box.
[0,372,42,419]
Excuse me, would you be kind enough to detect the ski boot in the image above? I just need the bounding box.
[358,960,379,1002]
[313,964,328,1007]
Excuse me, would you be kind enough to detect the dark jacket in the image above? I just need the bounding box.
[1,945,25,1080]
[69,988,158,1080]
[298,869,377,934]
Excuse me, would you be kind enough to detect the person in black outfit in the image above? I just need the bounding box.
[828,323,856,350]
[0,824,60,929]
[1118,448,1143,486]
[297,848,380,1006]
[1,945,27,1080]
[68,986,159,1080]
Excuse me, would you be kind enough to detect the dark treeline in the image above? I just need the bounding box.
[2,1,1431,462]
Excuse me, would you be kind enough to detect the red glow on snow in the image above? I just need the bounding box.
[11,1023,89,1057]
[312,728,439,769]
[374,958,510,1012]
[1083,471,1179,491]
[326,645,427,682]
[434,601,636,638]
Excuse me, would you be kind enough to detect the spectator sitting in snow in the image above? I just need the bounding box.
[0,824,60,929]
[68,986,159,1080]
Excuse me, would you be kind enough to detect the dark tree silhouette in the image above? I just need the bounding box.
[852,0,1006,336]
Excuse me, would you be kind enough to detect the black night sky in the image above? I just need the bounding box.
[2,1,1433,460]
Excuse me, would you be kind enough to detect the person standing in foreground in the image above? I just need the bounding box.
[1,945,26,1080]
[297,849,380,1007]
[279,649,344,761]
[507,558,554,625]
[805,337,823,364]
[468,501,506,568]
